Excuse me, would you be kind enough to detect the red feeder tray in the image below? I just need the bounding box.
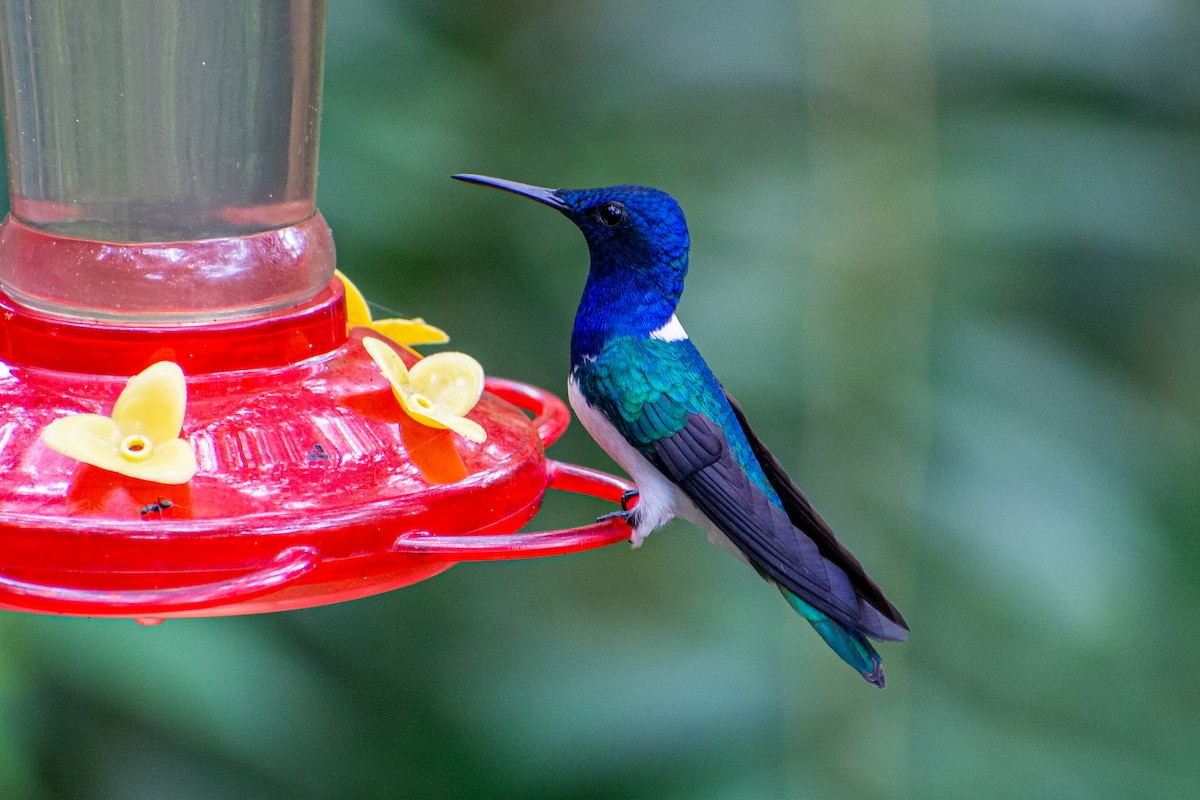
[0,263,632,621]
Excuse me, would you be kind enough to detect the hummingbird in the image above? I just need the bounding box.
[453,174,909,686]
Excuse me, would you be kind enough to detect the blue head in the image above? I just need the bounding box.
[454,174,690,361]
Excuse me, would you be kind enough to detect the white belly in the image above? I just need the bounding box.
[567,376,693,547]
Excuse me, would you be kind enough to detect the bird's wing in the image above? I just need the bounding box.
[577,337,905,641]
[646,407,906,642]
[723,389,909,631]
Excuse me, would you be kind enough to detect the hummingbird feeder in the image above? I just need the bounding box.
[0,0,631,622]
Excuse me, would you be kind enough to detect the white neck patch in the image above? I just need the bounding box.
[649,314,688,342]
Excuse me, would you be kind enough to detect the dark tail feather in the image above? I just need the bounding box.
[783,589,887,688]
[862,659,886,689]
[725,389,909,631]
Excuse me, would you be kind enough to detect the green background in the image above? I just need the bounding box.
[2,0,1199,797]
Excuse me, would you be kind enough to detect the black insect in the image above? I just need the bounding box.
[140,497,174,517]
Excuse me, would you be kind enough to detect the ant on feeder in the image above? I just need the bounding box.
[140,497,174,518]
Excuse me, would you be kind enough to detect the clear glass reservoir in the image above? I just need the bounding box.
[0,0,333,320]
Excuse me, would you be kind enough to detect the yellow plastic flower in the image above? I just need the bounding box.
[336,269,449,346]
[363,337,487,443]
[41,361,198,484]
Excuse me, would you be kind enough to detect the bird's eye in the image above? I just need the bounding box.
[596,201,627,228]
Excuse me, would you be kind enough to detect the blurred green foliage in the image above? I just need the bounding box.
[1,0,1198,797]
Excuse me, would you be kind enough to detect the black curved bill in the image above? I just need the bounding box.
[452,174,570,212]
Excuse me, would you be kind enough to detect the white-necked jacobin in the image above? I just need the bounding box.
[454,174,909,686]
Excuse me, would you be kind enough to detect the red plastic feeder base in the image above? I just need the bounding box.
[0,278,632,620]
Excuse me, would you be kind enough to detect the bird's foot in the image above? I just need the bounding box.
[597,489,639,525]
[596,508,635,525]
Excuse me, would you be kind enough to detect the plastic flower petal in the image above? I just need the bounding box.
[363,337,486,443]
[338,267,374,328]
[371,317,452,346]
[336,269,449,346]
[41,361,198,484]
